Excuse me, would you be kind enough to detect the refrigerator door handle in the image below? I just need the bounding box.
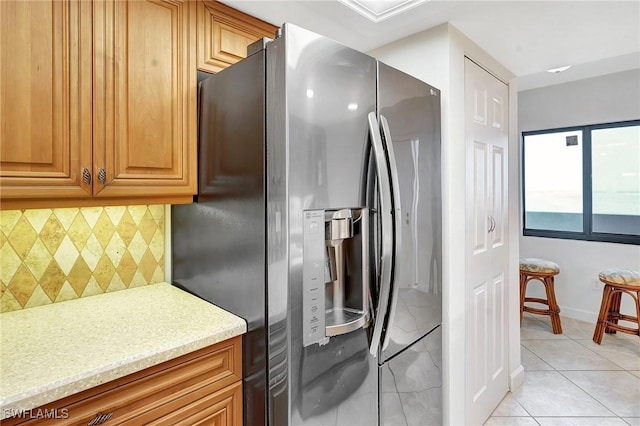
[367,111,393,357]
[379,115,402,351]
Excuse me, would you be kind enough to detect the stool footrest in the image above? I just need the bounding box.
[523,306,557,316]
[604,322,640,335]
[607,313,639,324]
[524,297,552,305]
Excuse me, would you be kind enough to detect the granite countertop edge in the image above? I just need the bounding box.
[0,282,246,419]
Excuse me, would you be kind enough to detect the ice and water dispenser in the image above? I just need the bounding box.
[302,208,370,347]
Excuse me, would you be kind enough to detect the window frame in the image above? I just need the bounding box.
[522,119,640,245]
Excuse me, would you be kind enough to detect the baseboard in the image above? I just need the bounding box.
[509,365,524,391]
[558,306,598,323]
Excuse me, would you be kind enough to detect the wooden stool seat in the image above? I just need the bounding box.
[519,258,562,334]
[592,269,640,344]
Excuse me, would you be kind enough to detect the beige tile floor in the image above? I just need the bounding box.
[485,313,640,426]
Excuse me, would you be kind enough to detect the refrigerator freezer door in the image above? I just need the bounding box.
[380,325,442,426]
[377,62,442,362]
[267,23,379,426]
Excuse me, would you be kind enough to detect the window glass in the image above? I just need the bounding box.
[592,125,640,235]
[524,130,583,232]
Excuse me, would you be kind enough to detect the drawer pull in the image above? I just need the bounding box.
[87,411,113,426]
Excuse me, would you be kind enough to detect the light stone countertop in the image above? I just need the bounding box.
[0,282,246,420]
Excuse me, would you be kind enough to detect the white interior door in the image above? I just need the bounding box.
[464,57,509,425]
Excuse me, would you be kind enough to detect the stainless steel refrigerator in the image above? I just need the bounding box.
[172,23,442,426]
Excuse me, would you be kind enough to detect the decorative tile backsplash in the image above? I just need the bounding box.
[0,205,165,313]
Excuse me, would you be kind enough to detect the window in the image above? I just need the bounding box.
[523,120,640,244]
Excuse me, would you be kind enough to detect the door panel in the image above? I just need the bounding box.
[473,141,489,253]
[491,146,505,247]
[464,58,509,424]
[490,273,505,380]
[93,0,196,197]
[470,280,488,401]
[0,0,91,198]
[378,63,442,361]
[380,326,442,426]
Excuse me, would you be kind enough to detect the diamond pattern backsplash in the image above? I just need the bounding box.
[0,205,165,312]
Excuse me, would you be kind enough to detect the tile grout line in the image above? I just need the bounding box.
[555,369,621,418]
[488,315,638,424]
[557,316,637,422]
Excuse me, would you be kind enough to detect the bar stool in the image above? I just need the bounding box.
[519,258,562,334]
[592,268,640,344]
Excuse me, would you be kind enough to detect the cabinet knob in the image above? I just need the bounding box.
[98,168,107,185]
[82,168,92,185]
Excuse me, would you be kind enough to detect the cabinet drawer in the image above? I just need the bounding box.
[5,336,241,425]
[128,381,242,426]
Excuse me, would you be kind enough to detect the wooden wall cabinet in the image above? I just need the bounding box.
[0,0,91,200]
[197,0,278,74]
[4,336,243,426]
[0,0,197,208]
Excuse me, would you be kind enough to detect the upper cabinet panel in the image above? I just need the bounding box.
[1,0,196,208]
[0,0,92,198]
[1,0,274,209]
[93,0,196,198]
[197,0,278,73]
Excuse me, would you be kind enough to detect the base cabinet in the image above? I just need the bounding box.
[4,336,242,426]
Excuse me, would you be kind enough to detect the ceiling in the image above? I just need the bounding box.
[221,0,640,91]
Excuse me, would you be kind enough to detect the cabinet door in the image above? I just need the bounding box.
[93,0,196,198]
[464,58,509,424]
[197,0,277,74]
[0,0,92,199]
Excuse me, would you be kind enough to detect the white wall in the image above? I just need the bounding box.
[519,69,640,322]
[370,24,521,426]
[519,69,640,130]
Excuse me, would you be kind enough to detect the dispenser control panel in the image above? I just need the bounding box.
[302,210,326,347]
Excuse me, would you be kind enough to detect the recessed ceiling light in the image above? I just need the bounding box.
[348,103,359,110]
[546,65,572,74]
[337,0,431,23]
